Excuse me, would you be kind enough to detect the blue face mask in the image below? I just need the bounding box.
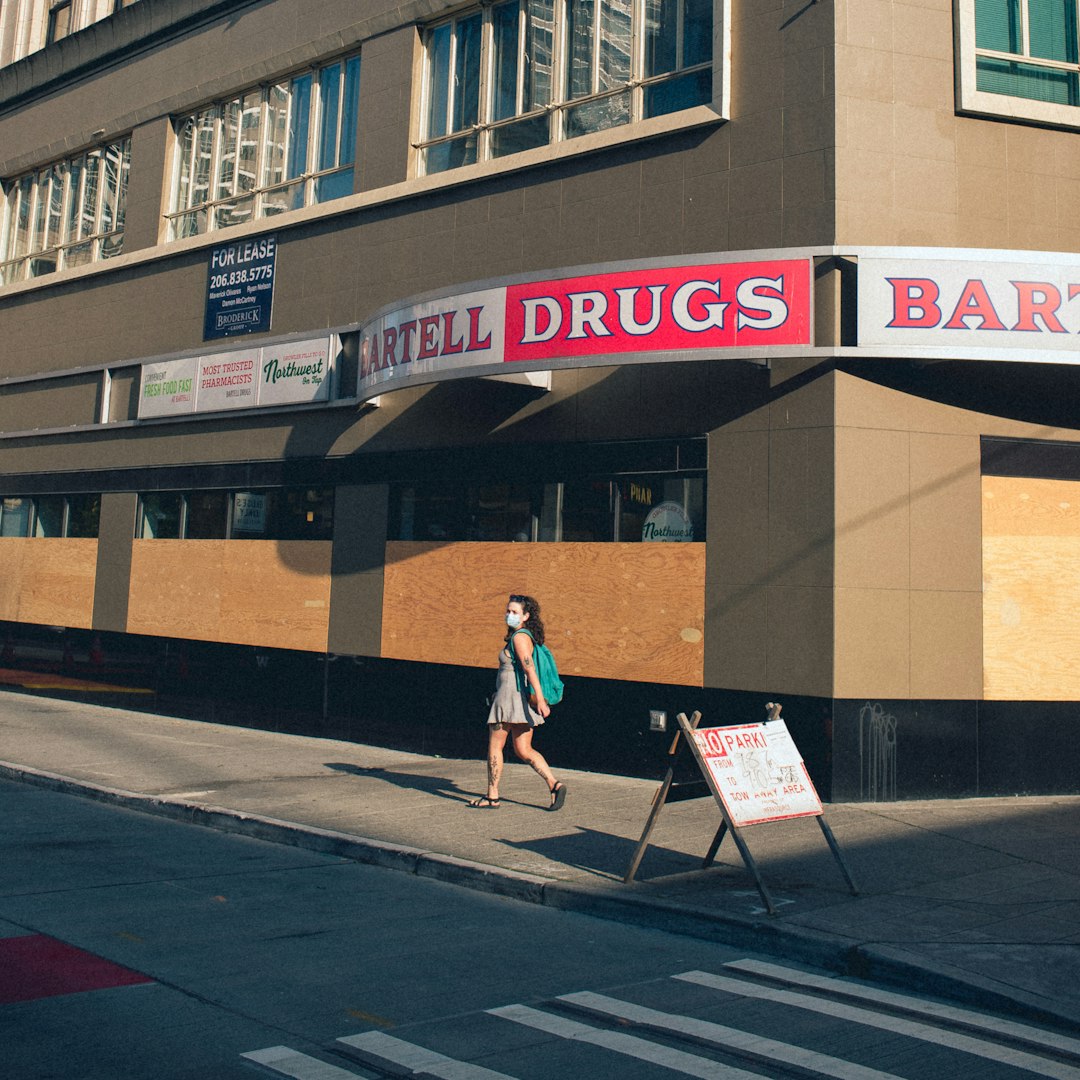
[506,612,523,629]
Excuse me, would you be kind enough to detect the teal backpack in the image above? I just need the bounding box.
[510,629,564,705]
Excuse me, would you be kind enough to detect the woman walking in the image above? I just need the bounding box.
[469,594,567,811]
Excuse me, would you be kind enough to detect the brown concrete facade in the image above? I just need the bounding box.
[3,0,1080,798]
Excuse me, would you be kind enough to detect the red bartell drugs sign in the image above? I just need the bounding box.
[357,257,812,397]
[504,260,811,360]
[692,720,823,828]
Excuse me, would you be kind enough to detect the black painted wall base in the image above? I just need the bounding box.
[2,622,1077,801]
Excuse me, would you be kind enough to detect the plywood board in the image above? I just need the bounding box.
[0,538,97,629]
[128,540,331,652]
[382,541,705,685]
[983,476,1080,700]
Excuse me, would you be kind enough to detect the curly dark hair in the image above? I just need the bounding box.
[506,593,545,646]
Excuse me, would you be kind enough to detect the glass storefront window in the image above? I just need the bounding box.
[0,497,32,536]
[390,471,704,542]
[66,494,101,538]
[136,486,335,540]
[140,493,183,539]
[186,491,229,539]
[32,496,66,537]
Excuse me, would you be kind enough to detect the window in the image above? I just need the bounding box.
[0,494,100,537]
[419,0,714,174]
[46,1,72,44]
[168,54,361,240]
[138,488,334,540]
[390,473,704,541]
[0,139,130,285]
[959,0,1080,124]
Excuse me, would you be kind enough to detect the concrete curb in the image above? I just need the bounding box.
[3,760,1076,1033]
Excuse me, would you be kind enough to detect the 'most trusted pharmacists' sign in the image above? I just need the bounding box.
[138,336,332,419]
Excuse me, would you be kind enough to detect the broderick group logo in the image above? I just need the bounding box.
[357,257,812,395]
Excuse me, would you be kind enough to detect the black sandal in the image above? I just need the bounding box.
[548,782,567,811]
[468,795,501,809]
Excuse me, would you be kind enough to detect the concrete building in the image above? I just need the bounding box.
[2,0,1079,799]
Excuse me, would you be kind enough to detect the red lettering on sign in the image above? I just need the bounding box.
[382,327,398,367]
[943,279,1006,331]
[417,316,441,359]
[466,306,492,352]
[1012,281,1067,333]
[887,278,941,328]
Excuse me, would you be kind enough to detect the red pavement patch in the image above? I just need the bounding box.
[0,668,153,693]
[0,935,153,1004]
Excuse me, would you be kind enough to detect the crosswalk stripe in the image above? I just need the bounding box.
[241,1046,362,1079]
[725,959,1080,1060]
[676,971,1080,1080]
[559,990,907,1080]
[337,1031,519,1079]
[489,1002,773,1079]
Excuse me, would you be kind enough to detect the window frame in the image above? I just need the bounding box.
[0,494,100,538]
[0,139,130,286]
[166,53,361,241]
[46,0,73,45]
[416,0,726,176]
[137,487,335,541]
[957,0,1080,127]
[389,471,705,543]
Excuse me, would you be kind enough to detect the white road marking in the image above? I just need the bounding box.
[337,1030,518,1078]
[676,970,1080,1080]
[241,1046,363,1079]
[725,959,1080,1060]
[560,990,907,1079]
[489,1002,771,1078]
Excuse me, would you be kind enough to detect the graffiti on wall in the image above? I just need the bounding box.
[858,701,898,801]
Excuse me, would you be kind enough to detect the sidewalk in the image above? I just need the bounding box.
[1,687,1077,1032]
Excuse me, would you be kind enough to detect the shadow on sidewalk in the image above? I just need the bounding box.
[325,762,471,802]
[498,827,720,882]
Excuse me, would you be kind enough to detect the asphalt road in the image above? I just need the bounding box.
[3,779,1079,1080]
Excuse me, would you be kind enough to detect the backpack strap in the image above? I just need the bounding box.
[508,629,536,703]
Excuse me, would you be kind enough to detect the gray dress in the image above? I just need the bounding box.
[486,645,544,728]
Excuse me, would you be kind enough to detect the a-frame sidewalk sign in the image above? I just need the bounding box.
[624,705,858,914]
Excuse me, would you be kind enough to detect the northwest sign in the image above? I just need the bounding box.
[860,253,1080,356]
[642,501,694,542]
[358,257,812,400]
[691,720,823,827]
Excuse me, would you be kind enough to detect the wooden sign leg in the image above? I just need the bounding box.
[624,758,675,883]
[817,815,859,895]
[624,711,701,884]
[727,825,777,915]
[702,820,727,868]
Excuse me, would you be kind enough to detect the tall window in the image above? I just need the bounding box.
[960,0,1080,125]
[138,487,334,541]
[0,138,130,285]
[975,0,1078,103]
[390,474,704,541]
[0,494,100,537]
[46,0,72,44]
[419,0,713,174]
[169,54,361,240]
